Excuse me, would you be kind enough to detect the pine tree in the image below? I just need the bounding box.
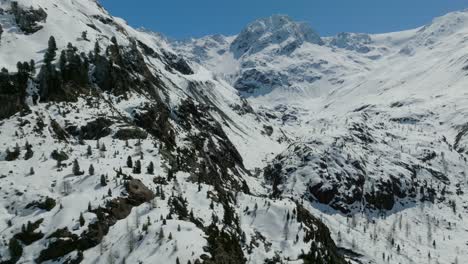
[29,167,35,175]
[89,164,95,175]
[81,31,88,40]
[87,145,92,156]
[79,212,85,226]
[44,36,58,66]
[147,161,154,174]
[72,159,82,176]
[133,160,141,174]
[24,142,33,160]
[111,36,118,45]
[100,174,107,186]
[158,227,164,240]
[176,257,180,264]
[30,59,36,75]
[168,232,173,240]
[88,202,92,211]
[127,156,133,168]
[108,188,112,196]
[100,143,106,152]
[94,41,101,54]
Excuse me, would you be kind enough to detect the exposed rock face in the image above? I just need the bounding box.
[162,51,194,75]
[125,179,155,205]
[295,204,347,264]
[79,118,113,140]
[234,69,289,94]
[230,15,323,57]
[25,197,56,211]
[174,98,249,192]
[328,32,373,53]
[10,2,47,34]
[113,127,148,140]
[37,180,154,263]
[264,109,453,214]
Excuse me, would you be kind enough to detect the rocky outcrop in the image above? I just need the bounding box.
[230,15,323,57]
[25,197,56,211]
[175,99,249,192]
[234,69,289,94]
[328,32,372,53]
[37,180,154,263]
[113,127,148,140]
[11,2,47,34]
[296,203,347,264]
[79,118,113,140]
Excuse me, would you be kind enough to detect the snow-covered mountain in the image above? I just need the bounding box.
[1,1,468,263]
[174,10,468,264]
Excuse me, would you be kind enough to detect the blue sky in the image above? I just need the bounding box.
[100,0,468,39]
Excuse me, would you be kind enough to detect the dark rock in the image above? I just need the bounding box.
[50,119,69,141]
[296,203,347,264]
[163,51,194,75]
[113,128,148,140]
[51,150,69,162]
[80,118,113,140]
[309,182,338,204]
[25,197,56,211]
[125,179,155,205]
[133,104,176,150]
[11,2,47,34]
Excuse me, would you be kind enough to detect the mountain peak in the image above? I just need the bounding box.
[230,14,323,57]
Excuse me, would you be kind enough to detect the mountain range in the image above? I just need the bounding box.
[0,1,467,263]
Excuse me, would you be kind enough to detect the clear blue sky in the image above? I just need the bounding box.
[99,0,468,39]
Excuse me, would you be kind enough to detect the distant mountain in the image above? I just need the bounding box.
[173,10,468,264]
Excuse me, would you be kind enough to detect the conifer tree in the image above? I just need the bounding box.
[133,160,141,174]
[127,156,133,168]
[100,174,107,186]
[94,41,101,54]
[44,36,58,66]
[87,145,92,156]
[72,159,82,176]
[30,59,36,75]
[147,161,154,174]
[24,142,33,160]
[79,212,85,226]
[89,164,95,175]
